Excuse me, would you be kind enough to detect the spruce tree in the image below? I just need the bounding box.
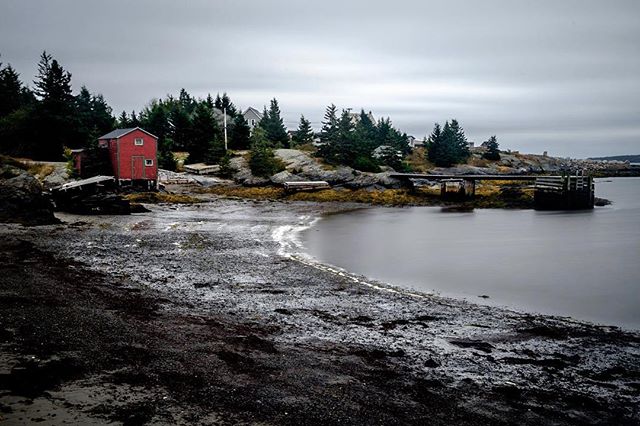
[139,99,175,170]
[320,104,338,145]
[249,127,282,177]
[317,104,338,160]
[118,110,130,127]
[229,113,251,150]
[354,109,377,153]
[335,109,357,165]
[178,88,195,114]
[75,86,93,142]
[259,98,288,147]
[292,115,314,146]
[426,120,470,167]
[205,93,214,109]
[449,119,470,162]
[90,94,115,135]
[189,102,222,163]
[214,92,237,117]
[130,110,140,127]
[33,52,73,105]
[32,51,78,158]
[170,105,192,152]
[0,64,24,118]
[482,135,500,160]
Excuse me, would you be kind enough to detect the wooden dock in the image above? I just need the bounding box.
[389,173,595,209]
[534,174,594,210]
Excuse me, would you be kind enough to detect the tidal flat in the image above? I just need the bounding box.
[1,198,639,425]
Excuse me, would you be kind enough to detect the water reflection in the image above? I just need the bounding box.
[303,178,640,329]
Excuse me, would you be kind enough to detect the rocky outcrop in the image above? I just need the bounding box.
[0,161,59,226]
[274,149,403,188]
[224,148,636,190]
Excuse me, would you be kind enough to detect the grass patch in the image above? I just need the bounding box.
[405,147,434,173]
[200,185,439,206]
[295,143,316,153]
[467,156,491,167]
[26,162,56,179]
[124,192,203,204]
[200,186,286,199]
[289,189,432,205]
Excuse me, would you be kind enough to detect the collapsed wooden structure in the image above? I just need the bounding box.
[51,176,131,214]
[390,172,595,209]
[534,174,594,210]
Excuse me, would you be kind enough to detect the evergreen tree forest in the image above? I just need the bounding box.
[0,51,500,177]
[425,119,471,167]
[0,52,115,160]
[0,53,252,168]
[137,90,250,169]
[316,105,410,172]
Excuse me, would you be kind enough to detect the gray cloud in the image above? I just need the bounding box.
[1,0,638,157]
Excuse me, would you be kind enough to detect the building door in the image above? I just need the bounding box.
[131,156,145,180]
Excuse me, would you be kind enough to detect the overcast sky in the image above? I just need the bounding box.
[1,0,639,157]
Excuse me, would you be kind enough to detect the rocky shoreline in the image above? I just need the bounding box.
[223,149,640,189]
[1,199,639,424]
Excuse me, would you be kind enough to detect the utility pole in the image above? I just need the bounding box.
[223,107,228,151]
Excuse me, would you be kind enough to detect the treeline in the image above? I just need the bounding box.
[134,90,250,169]
[0,51,253,168]
[425,120,500,166]
[0,51,502,175]
[0,52,115,160]
[316,105,410,172]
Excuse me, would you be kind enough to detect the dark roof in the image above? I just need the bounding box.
[98,127,158,140]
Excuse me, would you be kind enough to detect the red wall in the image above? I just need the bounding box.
[100,129,157,181]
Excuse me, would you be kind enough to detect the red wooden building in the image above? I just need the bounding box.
[98,127,158,188]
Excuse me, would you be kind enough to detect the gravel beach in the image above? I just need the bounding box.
[1,198,639,425]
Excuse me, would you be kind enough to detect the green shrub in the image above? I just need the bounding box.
[248,128,285,177]
[353,156,381,173]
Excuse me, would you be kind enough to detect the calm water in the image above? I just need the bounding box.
[302,178,640,329]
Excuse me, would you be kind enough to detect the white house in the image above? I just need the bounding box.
[243,107,263,131]
[408,136,425,148]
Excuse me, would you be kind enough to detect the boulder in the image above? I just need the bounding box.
[0,163,59,226]
[230,156,253,183]
[270,171,303,185]
[343,172,379,189]
[377,172,404,189]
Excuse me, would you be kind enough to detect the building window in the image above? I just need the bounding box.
[135,138,144,146]
[145,159,153,166]
[251,119,256,126]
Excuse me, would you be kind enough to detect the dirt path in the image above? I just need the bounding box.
[1,199,639,425]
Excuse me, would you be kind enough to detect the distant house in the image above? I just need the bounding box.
[347,110,375,126]
[243,107,263,131]
[408,135,426,149]
[98,127,158,189]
